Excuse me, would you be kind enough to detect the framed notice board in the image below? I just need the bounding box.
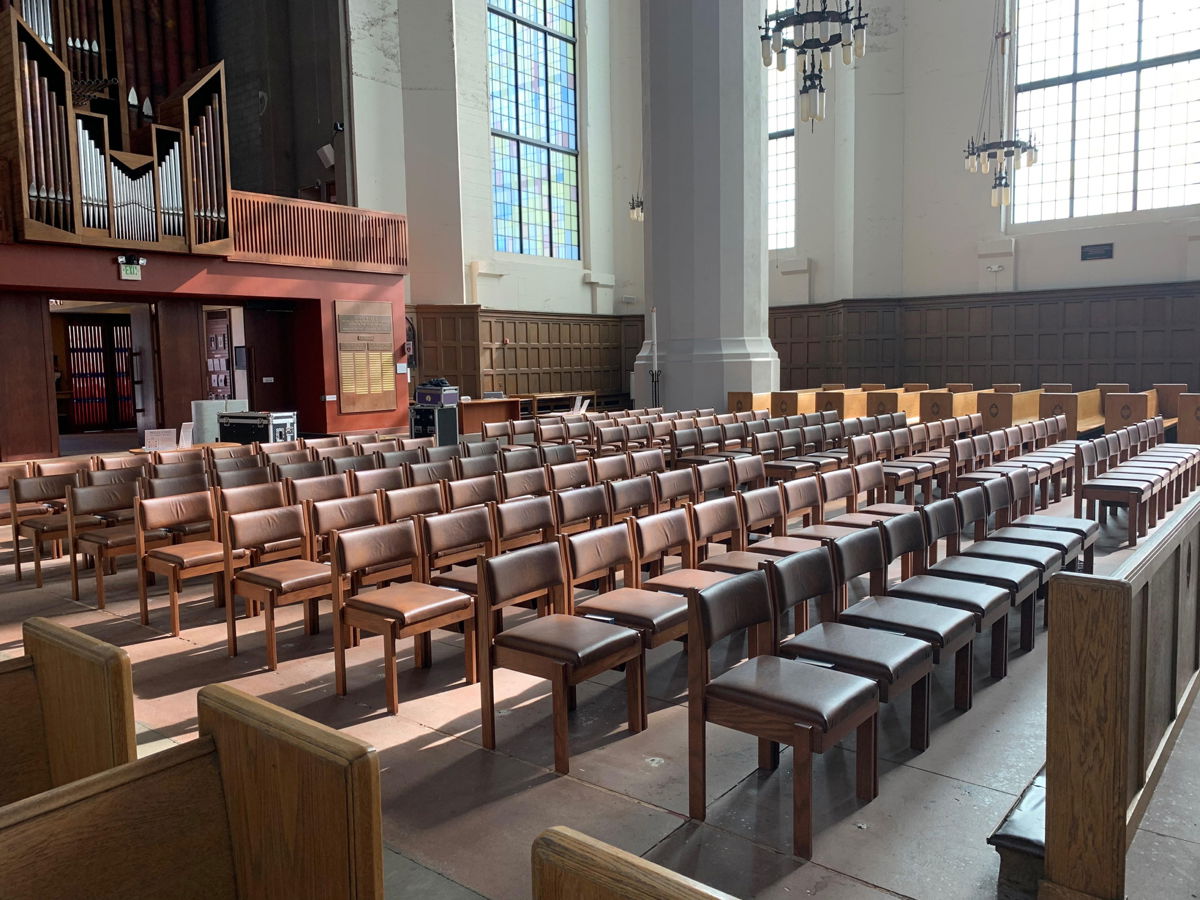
[334,300,397,414]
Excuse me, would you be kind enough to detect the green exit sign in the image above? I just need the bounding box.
[118,263,142,281]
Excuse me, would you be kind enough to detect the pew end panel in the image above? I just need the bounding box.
[815,389,868,419]
[769,389,818,417]
[980,389,1044,431]
[1103,392,1156,434]
[1179,394,1200,445]
[727,392,773,415]
[531,826,736,900]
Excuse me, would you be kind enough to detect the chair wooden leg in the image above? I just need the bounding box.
[168,571,182,636]
[1020,595,1036,651]
[13,526,23,581]
[856,714,878,802]
[954,643,973,711]
[94,555,106,610]
[626,651,646,733]
[1128,502,1139,548]
[33,536,44,588]
[990,614,1009,679]
[384,628,398,715]
[688,708,707,820]
[480,658,497,750]
[551,667,571,774]
[567,684,578,712]
[225,579,238,658]
[413,631,432,669]
[793,736,813,859]
[69,540,80,602]
[462,616,478,685]
[304,598,319,636]
[138,562,150,625]
[265,600,278,671]
[758,738,780,771]
[333,611,347,696]
[910,674,931,751]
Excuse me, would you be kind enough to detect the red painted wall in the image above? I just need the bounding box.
[0,242,409,456]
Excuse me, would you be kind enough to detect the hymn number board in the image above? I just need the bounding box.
[335,300,397,413]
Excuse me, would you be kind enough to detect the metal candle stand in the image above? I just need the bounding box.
[650,369,662,409]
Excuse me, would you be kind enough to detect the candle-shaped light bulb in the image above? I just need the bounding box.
[981,154,991,174]
[1014,150,1023,170]
[816,88,827,120]
[991,186,1001,208]
[650,307,658,373]
[854,24,866,57]
[800,90,812,122]
[969,154,979,173]
[1002,186,1012,206]
[761,35,774,66]
[770,29,783,53]
[965,155,973,172]
[776,49,787,71]
[842,42,853,65]
[821,47,833,70]
[820,19,831,42]
[1026,147,1037,166]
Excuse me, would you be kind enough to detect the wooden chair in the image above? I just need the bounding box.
[416,505,497,599]
[331,522,477,713]
[0,684,383,899]
[211,454,265,473]
[686,570,879,858]
[213,467,274,489]
[224,505,332,668]
[605,474,656,525]
[531,826,734,900]
[476,543,645,775]
[445,474,501,510]
[652,468,699,512]
[407,460,455,486]
[0,617,135,807]
[349,466,407,496]
[274,459,328,482]
[490,494,556,553]
[208,444,257,460]
[541,444,578,466]
[551,483,610,536]
[308,494,383,562]
[380,484,447,522]
[423,444,461,463]
[456,453,501,479]
[68,481,168,607]
[501,447,542,472]
[286,473,350,505]
[10,474,83,584]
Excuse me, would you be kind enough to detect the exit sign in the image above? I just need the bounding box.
[1081,243,1114,261]
[118,263,142,281]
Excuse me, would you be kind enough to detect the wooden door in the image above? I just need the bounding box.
[63,315,136,431]
[244,307,296,412]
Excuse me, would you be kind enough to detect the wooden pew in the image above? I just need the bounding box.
[946,383,974,393]
[727,392,772,414]
[918,387,994,422]
[1042,383,1072,393]
[1104,390,1159,433]
[979,388,1044,430]
[0,683,383,899]
[814,388,867,419]
[769,389,819,417]
[867,387,924,422]
[532,826,734,900]
[1179,393,1200,445]
[1040,493,1200,899]
[859,382,887,392]
[0,617,136,807]
[902,382,931,392]
[1038,385,1128,437]
[993,383,1022,393]
[1151,383,1186,431]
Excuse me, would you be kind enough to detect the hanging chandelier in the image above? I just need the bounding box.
[964,0,1037,207]
[758,1,868,123]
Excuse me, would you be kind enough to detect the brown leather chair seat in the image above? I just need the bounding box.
[821,513,885,529]
[78,525,169,549]
[928,555,1040,599]
[858,502,918,517]
[346,582,470,625]
[96,508,135,525]
[839,597,975,664]
[789,524,864,541]
[237,559,331,594]
[148,542,244,569]
[493,613,640,667]
[698,550,780,575]
[430,565,478,594]
[961,539,1061,580]
[642,567,733,594]
[576,587,688,636]
[764,459,818,481]
[705,655,877,733]
[747,535,824,557]
[986,526,1082,563]
[22,514,102,533]
[1009,513,1099,547]
[887,575,1011,629]
[779,622,932,698]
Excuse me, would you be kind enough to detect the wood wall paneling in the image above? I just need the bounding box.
[153,298,205,431]
[0,292,57,460]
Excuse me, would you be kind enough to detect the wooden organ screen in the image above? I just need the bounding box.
[64,314,134,431]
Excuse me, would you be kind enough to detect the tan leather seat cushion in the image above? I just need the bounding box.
[148,541,238,569]
[576,587,687,634]
[78,525,169,549]
[237,560,331,594]
[780,622,933,686]
[706,655,877,733]
[21,514,102,533]
[347,582,470,625]
[431,565,478,594]
[643,567,734,594]
[494,613,639,666]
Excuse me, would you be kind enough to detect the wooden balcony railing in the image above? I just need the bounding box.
[228,191,408,275]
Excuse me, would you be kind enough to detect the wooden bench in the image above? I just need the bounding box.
[769,389,820,417]
[1035,493,1200,899]
[946,383,974,393]
[814,389,867,419]
[1179,393,1200,444]
[0,683,383,899]
[919,388,994,422]
[979,388,1044,430]
[727,391,773,414]
[1104,384,1190,435]
[0,617,136,807]
[1039,385,1130,437]
[866,387,924,422]
[532,826,734,899]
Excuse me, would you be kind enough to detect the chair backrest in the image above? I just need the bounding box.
[41,478,107,510]
[980,476,1014,523]
[208,444,257,460]
[501,447,541,472]
[301,436,344,450]
[214,467,274,489]
[212,455,265,473]
[561,524,636,598]
[818,467,857,511]
[332,520,419,580]
[547,460,593,492]
[92,454,149,471]
[954,486,988,532]
[629,508,696,568]
[330,454,378,475]
[763,547,838,626]
[315,445,356,461]
[264,449,313,466]
[309,495,382,545]
[424,444,462,463]
[878,511,928,565]
[286,473,349,505]
[139,473,211,498]
[606,475,656,521]
[400,436,435,450]
[781,476,822,525]
[457,454,501,479]
[801,424,825,450]
[481,421,511,442]
[0,617,135,807]
[155,449,206,465]
[446,474,501,510]
[407,460,456,486]
[501,467,550,499]
[694,459,733,497]
[419,506,496,577]
[273,460,328,481]
[653,468,697,509]
[690,570,772,652]
[552,484,610,531]
[510,418,538,439]
[592,453,632,483]
[690,495,744,549]
[920,497,962,544]
[628,448,666,476]
[479,542,565,615]
[738,485,783,534]
[852,461,886,499]
[850,433,878,464]
[381,484,447,521]
[227,504,308,554]
[379,448,424,468]
[829,527,887,592]
[753,430,782,457]
[350,466,407,495]
[150,460,206,479]
[491,495,556,548]
[354,440,399,456]
[218,481,287,516]
[730,454,766,490]
[540,444,577,466]
[137,490,214,532]
[85,467,144,486]
[258,440,302,454]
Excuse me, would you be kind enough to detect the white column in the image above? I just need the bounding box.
[637,0,779,411]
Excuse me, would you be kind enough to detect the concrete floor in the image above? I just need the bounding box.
[1,490,1197,899]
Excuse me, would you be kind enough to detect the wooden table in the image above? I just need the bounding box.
[129,441,242,455]
[459,398,521,434]
[512,391,598,417]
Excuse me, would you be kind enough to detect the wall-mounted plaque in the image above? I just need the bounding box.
[1081,243,1114,261]
[334,300,397,414]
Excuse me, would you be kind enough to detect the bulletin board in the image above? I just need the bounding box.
[334,300,397,414]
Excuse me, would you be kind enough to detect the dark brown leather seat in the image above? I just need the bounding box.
[494,613,641,667]
[706,655,877,733]
[77,524,169,549]
[346,582,471,625]
[642,566,733,593]
[748,535,824,556]
[779,623,932,701]
[698,549,781,575]
[838,597,975,664]
[21,514,101,532]
[237,559,331,594]
[168,520,214,537]
[789,523,863,541]
[858,502,918,517]
[930,555,1041,598]
[888,575,1010,628]
[96,508,135,525]
[148,541,235,569]
[576,587,688,635]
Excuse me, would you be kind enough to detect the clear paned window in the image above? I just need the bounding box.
[766,0,796,250]
[1014,0,1200,222]
[487,0,579,259]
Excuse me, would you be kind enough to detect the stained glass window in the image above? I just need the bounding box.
[1014,0,1200,223]
[487,1,579,258]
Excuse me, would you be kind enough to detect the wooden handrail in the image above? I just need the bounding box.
[228,191,408,275]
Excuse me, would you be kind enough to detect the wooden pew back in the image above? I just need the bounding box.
[1105,390,1159,433]
[0,617,135,806]
[769,389,819,416]
[919,388,993,422]
[866,388,923,422]
[1039,386,1120,437]
[1179,393,1200,444]
[532,826,735,900]
[814,389,867,419]
[726,392,772,414]
[0,684,383,900]
[979,388,1044,431]
[1044,493,1200,899]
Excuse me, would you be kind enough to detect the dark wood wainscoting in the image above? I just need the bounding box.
[412,306,644,401]
[0,292,58,460]
[770,281,1200,390]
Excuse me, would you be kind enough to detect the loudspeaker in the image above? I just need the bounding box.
[409,405,459,446]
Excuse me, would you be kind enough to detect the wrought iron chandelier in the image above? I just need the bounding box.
[758,1,868,123]
[964,0,1037,207]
